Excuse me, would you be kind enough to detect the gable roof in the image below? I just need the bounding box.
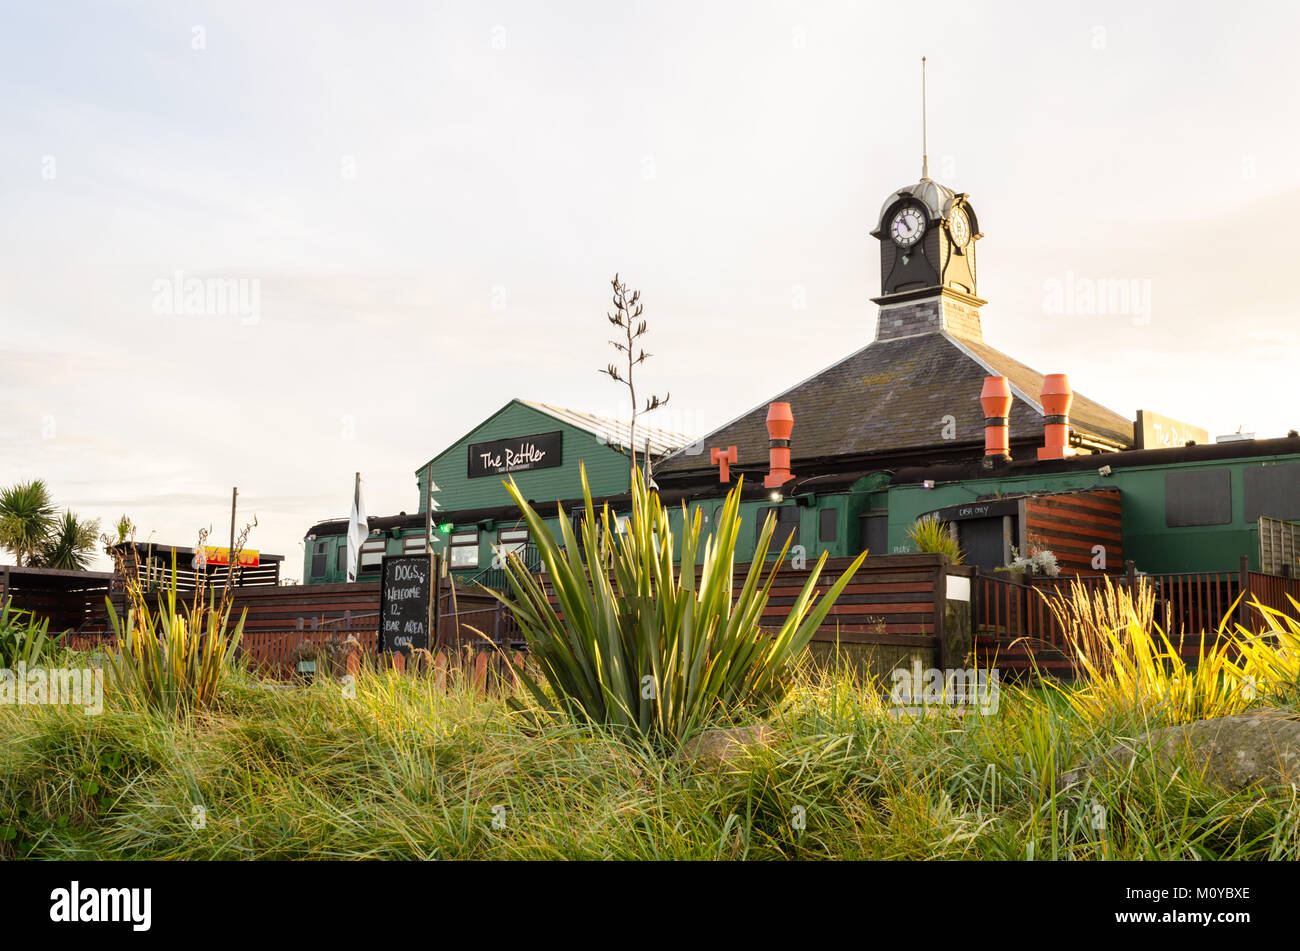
[417,398,695,474]
[657,331,1133,473]
[519,400,693,457]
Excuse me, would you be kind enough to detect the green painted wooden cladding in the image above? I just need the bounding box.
[416,401,635,514]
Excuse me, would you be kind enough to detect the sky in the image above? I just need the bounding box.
[2,0,1298,576]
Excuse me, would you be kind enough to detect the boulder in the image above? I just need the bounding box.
[680,725,777,768]
[1059,707,1300,793]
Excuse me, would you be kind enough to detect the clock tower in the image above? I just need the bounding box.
[869,58,985,342]
[869,174,985,342]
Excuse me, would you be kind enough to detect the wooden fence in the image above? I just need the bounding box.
[540,553,967,670]
[65,596,524,683]
[972,557,1300,674]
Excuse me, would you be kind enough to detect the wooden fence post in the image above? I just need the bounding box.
[1125,560,1137,590]
[933,556,949,670]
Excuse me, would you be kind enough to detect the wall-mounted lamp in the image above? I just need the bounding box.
[769,490,783,502]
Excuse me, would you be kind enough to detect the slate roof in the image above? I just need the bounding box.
[657,331,1133,474]
[520,400,694,458]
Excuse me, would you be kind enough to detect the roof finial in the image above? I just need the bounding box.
[920,56,930,180]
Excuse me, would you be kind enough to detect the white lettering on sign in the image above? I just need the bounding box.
[479,442,548,472]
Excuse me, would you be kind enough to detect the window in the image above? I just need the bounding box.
[336,544,348,573]
[359,538,385,572]
[402,533,428,554]
[756,505,800,547]
[496,528,528,566]
[311,541,326,578]
[819,508,838,544]
[450,531,479,569]
[1166,470,1232,527]
[1244,464,1300,522]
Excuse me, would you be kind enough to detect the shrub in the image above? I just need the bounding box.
[105,550,246,716]
[0,598,61,668]
[906,515,964,565]
[487,465,867,744]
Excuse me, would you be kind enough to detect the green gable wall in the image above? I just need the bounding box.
[415,400,635,514]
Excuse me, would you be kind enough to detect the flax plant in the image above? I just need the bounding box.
[0,599,60,668]
[485,465,868,744]
[105,550,246,716]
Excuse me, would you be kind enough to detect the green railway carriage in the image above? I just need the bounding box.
[885,437,1300,573]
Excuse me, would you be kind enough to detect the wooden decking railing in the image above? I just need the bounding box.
[972,557,1300,673]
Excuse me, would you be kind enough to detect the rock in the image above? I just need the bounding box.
[680,725,777,768]
[1058,707,1300,793]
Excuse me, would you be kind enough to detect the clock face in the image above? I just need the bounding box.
[890,205,925,247]
[949,208,971,248]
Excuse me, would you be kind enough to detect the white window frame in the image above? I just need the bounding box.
[450,531,479,569]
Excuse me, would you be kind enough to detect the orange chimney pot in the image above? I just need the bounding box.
[763,402,795,488]
[1036,373,1076,461]
[980,376,1013,460]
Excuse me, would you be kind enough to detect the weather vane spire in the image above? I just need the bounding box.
[920,56,930,180]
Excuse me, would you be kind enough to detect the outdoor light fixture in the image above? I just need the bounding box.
[769,490,783,502]
[1098,465,1113,477]
[438,522,453,533]
[923,480,935,489]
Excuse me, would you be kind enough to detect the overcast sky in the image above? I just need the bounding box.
[3,1,1298,575]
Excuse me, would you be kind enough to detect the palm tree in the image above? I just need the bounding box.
[0,480,58,567]
[39,511,102,571]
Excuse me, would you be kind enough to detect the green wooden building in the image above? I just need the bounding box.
[304,165,1300,585]
[303,399,692,585]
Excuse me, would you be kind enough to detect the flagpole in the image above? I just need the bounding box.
[352,472,360,582]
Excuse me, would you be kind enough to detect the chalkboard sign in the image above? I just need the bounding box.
[377,553,437,655]
[467,430,563,479]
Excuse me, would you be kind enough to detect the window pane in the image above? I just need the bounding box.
[819,508,838,543]
[1244,464,1300,522]
[360,539,384,568]
[311,553,326,577]
[451,531,479,569]
[1166,470,1232,527]
[336,546,347,571]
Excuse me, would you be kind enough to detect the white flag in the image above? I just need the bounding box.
[346,477,368,582]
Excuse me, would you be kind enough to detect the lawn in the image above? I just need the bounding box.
[3,656,1297,860]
